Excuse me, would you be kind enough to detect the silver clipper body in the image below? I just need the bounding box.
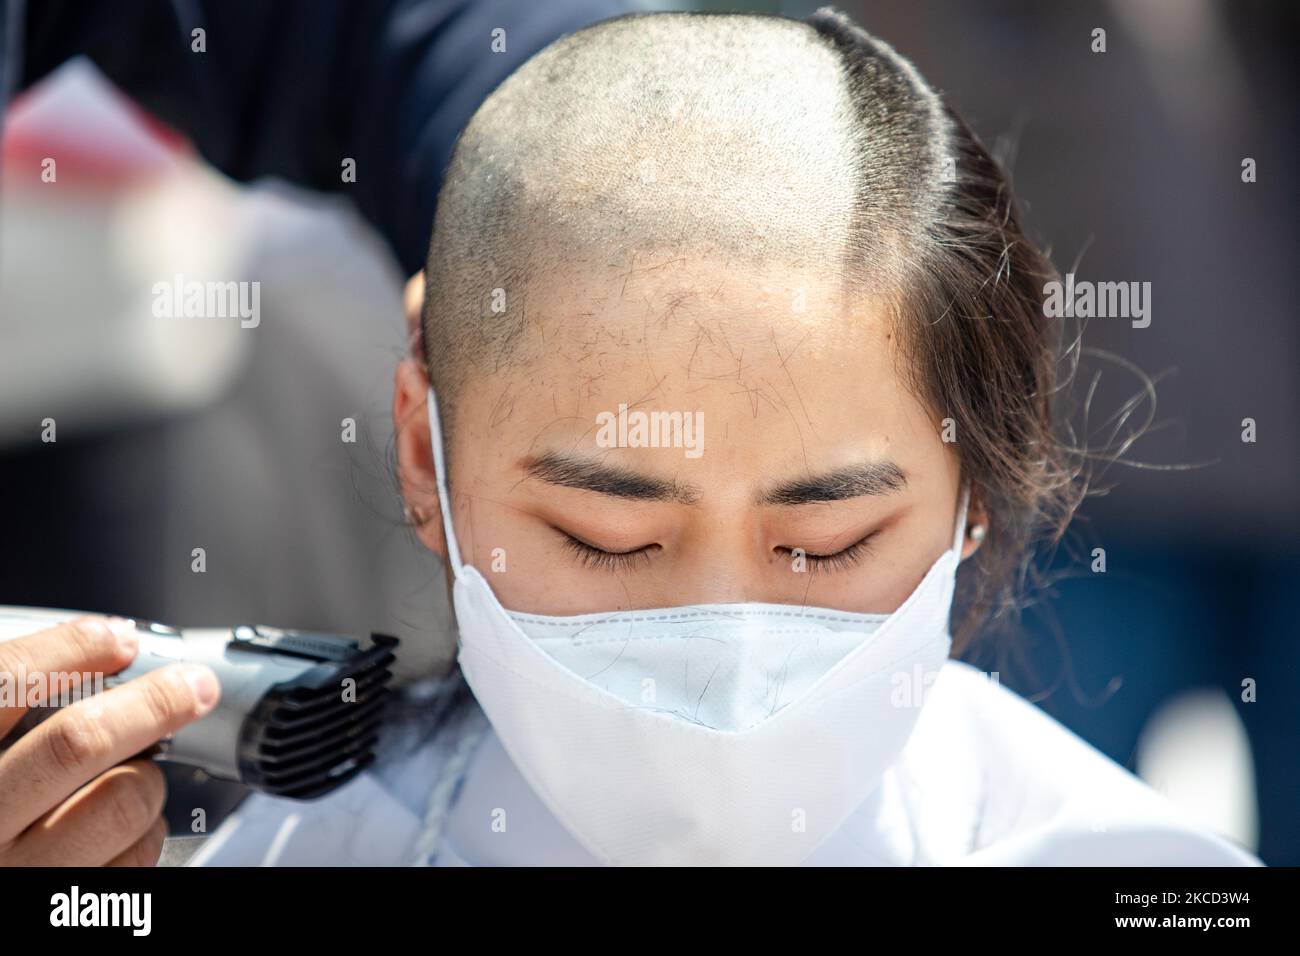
[0,607,398,799]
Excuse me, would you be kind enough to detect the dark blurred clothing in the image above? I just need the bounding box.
[5,0,640,274]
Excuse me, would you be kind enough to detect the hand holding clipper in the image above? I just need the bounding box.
[0,607,398,865]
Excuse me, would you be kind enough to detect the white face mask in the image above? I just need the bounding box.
[427,387,968,866]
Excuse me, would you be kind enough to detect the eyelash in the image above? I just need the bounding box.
[559,531,877,574]
[777,533,876,574]
[561,533,658,572]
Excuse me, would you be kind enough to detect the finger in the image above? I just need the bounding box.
[404,270,426,348]
[0,662,217,844]
[0,617,139,740]
[105,814,168,868]
[5,760,166,866]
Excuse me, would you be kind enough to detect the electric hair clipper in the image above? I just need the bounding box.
[0,607,398,799]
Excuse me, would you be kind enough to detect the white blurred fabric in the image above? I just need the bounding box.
[186,658,1261,867]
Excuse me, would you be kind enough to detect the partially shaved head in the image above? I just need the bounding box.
[413,7,1073,653]
[423,9,951,415]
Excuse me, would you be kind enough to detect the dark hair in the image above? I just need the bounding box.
[805,7,1080,655]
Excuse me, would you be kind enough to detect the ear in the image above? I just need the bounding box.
[393,355,447,559]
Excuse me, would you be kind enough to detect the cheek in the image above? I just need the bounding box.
[861,539,946,612]
[453,495,639,614]
[462,527,559,609]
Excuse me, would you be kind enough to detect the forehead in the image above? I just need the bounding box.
[521,253,887,375]
[455,254,943,479]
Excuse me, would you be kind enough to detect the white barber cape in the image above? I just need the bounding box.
[186,660,1260,867]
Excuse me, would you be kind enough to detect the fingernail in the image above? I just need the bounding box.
[180,665,219,715]
[106,617,138,655]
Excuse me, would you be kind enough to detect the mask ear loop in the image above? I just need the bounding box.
[426,386,466,578]
[951,482,971,557]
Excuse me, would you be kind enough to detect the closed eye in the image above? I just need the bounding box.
[555,529,876,575]
[776,532,876,574]
[559,531,658,572]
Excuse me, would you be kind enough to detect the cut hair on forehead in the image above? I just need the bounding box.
[421,7,1079,656]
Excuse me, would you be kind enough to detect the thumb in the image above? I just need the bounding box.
[404,270,426,356]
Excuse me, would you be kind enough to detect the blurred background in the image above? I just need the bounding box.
[1,0,1296,864]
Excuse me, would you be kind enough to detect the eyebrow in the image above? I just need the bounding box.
[521,452,906,506]
[759,460,908,505]
[521,453,702,504]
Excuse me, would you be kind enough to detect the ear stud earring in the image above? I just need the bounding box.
[968,523,987,542]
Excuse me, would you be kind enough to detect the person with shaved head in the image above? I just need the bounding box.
[184,9,1256,867]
